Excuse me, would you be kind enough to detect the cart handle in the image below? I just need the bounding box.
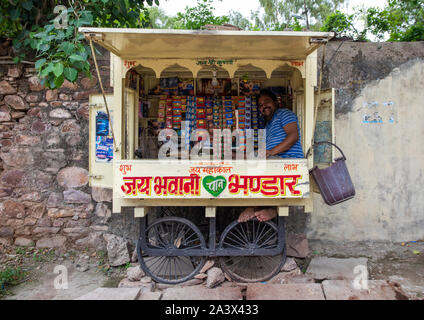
[306,141,347,161]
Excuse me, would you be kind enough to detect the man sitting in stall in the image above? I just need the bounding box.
[238,89,304,222]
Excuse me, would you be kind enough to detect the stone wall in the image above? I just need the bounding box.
[0,42,114,249]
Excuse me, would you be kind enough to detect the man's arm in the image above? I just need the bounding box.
[266,122,299,158]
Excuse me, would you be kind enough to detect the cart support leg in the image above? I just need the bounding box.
[134,207,149,218]
[139,216,146,243]
[206,207,216,250]
[278,216,285,249]
[278,206,289,216]
[205,206,216,218]
[209,217,216,251]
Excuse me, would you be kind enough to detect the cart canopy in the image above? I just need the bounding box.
[79,28,334,60]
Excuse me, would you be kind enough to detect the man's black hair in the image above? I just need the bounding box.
[257,88,278,106]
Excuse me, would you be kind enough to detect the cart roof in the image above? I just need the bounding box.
[79,28,334,60]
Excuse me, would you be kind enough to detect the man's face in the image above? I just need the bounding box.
[258,95,276,119]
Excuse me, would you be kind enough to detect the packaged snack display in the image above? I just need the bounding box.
[160,77,179,96]
[239,80,262,96]
[145,76,280,155]
[178,78,194,96]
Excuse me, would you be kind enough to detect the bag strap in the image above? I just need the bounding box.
[306,141,347,160]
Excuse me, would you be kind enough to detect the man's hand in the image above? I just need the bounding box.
[266,149,274,158]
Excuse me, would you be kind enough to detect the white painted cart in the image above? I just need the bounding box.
[80,28,334,283]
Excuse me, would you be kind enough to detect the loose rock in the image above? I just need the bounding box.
[127,266,145,282]
[286,233,310,258]
[282,257,298,272]
[206,267,225,288]
[103,233,130,267]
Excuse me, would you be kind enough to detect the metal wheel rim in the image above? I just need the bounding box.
[138,217,206,284]
[218,219,286,283]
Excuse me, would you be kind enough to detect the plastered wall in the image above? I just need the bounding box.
[308,41,424,241]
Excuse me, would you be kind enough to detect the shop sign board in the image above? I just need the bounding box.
[114,160,309,199]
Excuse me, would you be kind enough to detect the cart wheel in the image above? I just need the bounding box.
[218,219,286,283]
[137,217,206,284]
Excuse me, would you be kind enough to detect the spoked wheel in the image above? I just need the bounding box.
[218,219,286,283]
[137,217,206,284]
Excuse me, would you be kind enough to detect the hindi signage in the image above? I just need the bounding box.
[114,160,309,199]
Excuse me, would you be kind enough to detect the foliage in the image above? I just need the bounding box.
[0,0,158,89]
[146,6,177,29]
[321,10,367,40]
[322,0,424,42]
[365,0,424,41]
[172,0,229,30]
[228,10,254,30]
[257,0,346,31]
[0,267,27,297]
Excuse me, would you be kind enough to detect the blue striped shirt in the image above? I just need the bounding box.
[265,108,304,158]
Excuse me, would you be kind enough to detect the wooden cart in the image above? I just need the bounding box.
[79,28,335,283]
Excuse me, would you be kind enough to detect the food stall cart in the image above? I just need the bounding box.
[79,27,335,284]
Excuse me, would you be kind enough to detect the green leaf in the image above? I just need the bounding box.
[21,1,33,11]
[53,63,64,77]
[40,63,54,77]
[54,74,65,89]
[34,58,46,70]
[65,26,74,38]
[64,67,78,82]
[61,42,74,55]
[10,9,20,21]
[33,31,47,38]
[72,61,85,71]
[38,43,50,52]
[56,30,65,40]
[69,54,85,62]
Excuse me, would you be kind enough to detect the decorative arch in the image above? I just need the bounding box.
[196,65,230,79]
[128,64,156,78]
[271,64,304,91]
[160,63,194,79]
[233,64,267,80]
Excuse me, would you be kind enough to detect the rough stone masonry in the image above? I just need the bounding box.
[0,41,114,250]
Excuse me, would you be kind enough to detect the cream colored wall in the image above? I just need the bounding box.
[308,59,424,242]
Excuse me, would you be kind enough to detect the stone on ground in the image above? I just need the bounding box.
[155,278,204,290]
[322,280,409,300]
[306,257,368,281]
[269,268,315,284]
[103,233,130,267]
[126,266,145,281]
[206,267,225,288]
[246,283,325,300]
[161,286,243,300]
[286,233,309,258]
[75,287,141,300]
[281,257,298,272]
[118,278,152,289]
[137,292,162,300]
[199,259,215,273]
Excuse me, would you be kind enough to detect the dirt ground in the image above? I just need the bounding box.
[0,245,126,300]
[1,239,423,300]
